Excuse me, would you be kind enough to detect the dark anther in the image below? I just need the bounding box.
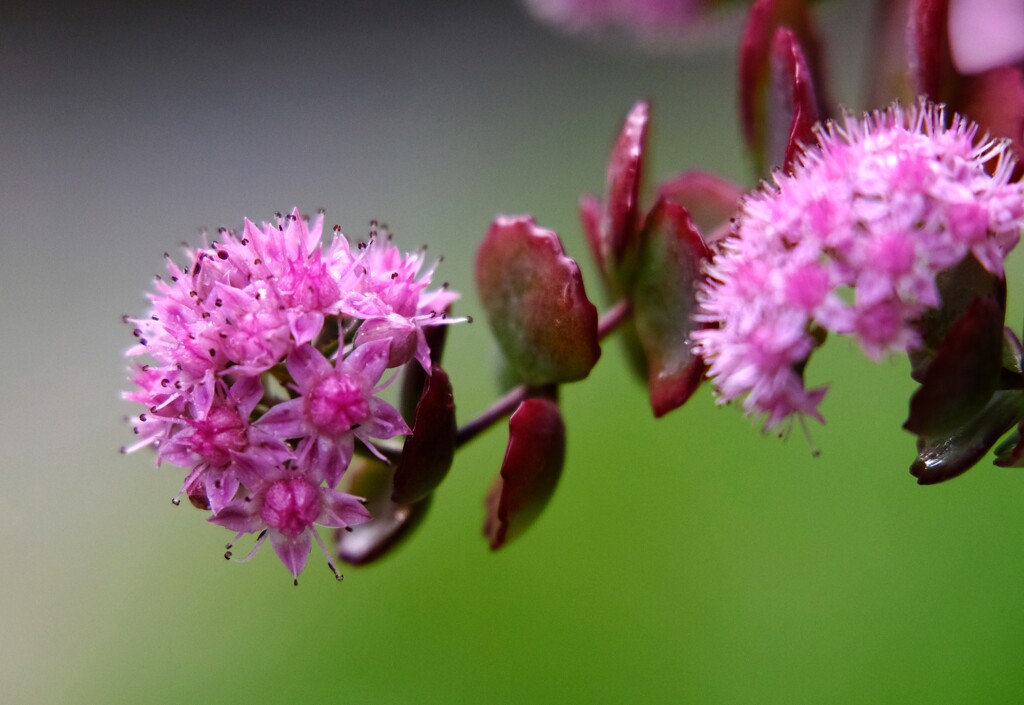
[224,551,232,560]
[171,497,181,506]
[217,250,228,260]
[209,348,216,357]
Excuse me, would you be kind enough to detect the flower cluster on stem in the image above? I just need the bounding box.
[693,101,1024,429]
[123,209,459,582]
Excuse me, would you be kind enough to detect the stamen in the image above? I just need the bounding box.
[311,529,344,582]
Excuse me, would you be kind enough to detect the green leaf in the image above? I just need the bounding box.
[476,215,600,386]
[632,199,710,416]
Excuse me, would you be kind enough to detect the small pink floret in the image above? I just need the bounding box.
[260,477,322,540]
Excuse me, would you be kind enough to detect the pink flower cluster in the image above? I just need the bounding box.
[124,209,458,582]
[693,101,1024,429]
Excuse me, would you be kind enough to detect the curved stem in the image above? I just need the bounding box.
[454,299,632,448]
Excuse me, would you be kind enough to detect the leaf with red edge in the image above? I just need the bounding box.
[476,215,600,386]
[484,398,565,550]
[579,193,605,277]
[632,199,710,417]
[910,390,1024,484]
[769,27,820,173]
[601,100,649,274]
[655,170,743,244]
[909,255,1006,382]
[739,0,828,175]
[905,297,1004,437]
[336,459,431,566]
[399,313,450,421]
[392,366,456,505]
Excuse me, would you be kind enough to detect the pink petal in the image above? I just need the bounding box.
[230,375,265,419]
[254,397,309,439]
[318,488,372,528]
[288,311,325,345]
[208,497,262,533]
[286,343,332,390]
[270,530,312,580]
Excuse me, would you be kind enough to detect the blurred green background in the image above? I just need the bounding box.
[3,1,1024,703]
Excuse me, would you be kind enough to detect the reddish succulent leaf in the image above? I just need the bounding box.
[1003,326,1024,375]
[909,255,1006,382]
[910,390,1024,484]
[655,170,743,244]
[399,314,450,421]
[579,193,605,277]
[994,420,1024,467]
[905,297,1003,437]
[632,199,710,417]
[484,398,565,550]
[601,100,649,271]
[392,366,456,505]
[769,27,820,173]
[908,0,953,100]
[336,459,431,566]
[739,0,828,174]
[476,215,600,386]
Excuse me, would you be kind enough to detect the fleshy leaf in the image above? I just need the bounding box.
[739,0,827,175]
[484,398,565,550]
[655,170,743,244]
[392,366,456,505]
[600,100,649,274]
[910,390,1024,484]
[632,199,710,417]
[909,255,1006,381]
[768,27,820,173]
[336,459,431,566]
[399,312,450,421]
[579,193,605,278]
[476,215,600,386]
[905,297,1003,437]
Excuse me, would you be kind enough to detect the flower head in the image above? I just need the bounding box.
[124,209,460,581]
[693,101,1024,429]
[211,469,371,584]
